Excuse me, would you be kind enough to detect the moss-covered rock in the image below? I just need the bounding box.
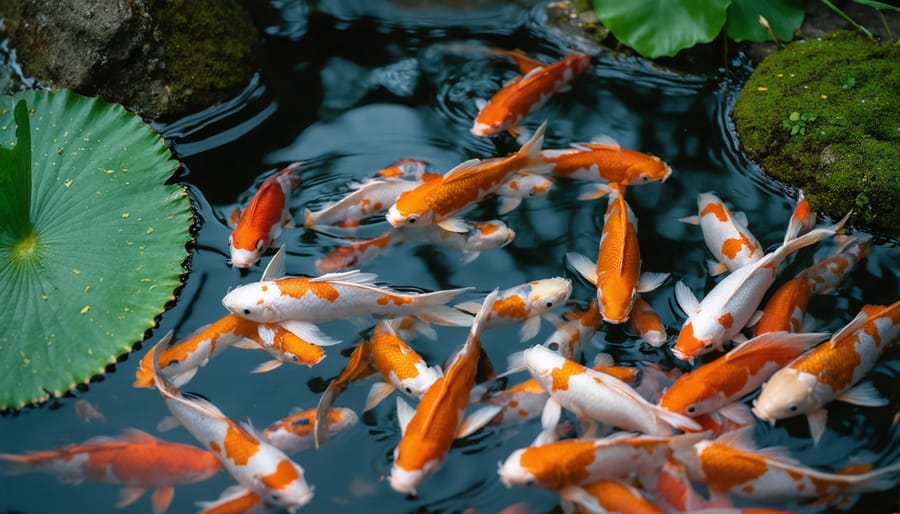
[733,31,899,235]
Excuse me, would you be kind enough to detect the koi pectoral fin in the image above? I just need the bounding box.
[364,382,396,412]
[807,408,828,445]
[151,487,175,514]
[456,405,503,439]
[116,486,148,509]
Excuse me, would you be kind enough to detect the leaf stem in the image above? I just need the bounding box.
[818,0,875,40]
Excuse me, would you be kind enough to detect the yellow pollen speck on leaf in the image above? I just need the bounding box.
[122,213,130,219]
[757,86,768,92]
[146,227,155,234]
[821,95,828,99]
[72,269,81,275]
[80,305,91,315]
[64,179,73,188]
[777,73,784,77]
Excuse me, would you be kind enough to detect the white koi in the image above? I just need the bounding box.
[679,192,763,277]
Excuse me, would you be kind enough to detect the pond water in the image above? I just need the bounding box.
[2,2,899,513]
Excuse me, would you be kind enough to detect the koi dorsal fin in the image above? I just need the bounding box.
[311,269,379,285]
[261,245,287,281]
[443,158,484,179]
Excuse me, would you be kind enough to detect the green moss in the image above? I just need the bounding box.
[149,0,259,110]
[733,31,900,234]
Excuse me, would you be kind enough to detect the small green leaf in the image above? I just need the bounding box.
[726,0,805,42]
[849,0,900,12]
[790,111,801,122]
[791,124,800,135]
[0,90,195,410]
[593,0,732,58]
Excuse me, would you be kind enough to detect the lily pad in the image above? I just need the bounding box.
[593,0,731,58]
[0,90,194,411]
[726,0,805,43]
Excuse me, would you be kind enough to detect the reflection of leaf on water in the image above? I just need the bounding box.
[320,57,420,116]
[0,90,195,411]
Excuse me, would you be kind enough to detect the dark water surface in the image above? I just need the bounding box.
[2,2,899,513]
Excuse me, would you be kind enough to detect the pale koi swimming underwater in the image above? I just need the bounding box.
[5,31,900,514]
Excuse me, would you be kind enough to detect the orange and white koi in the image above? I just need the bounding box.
[754,237,869,335]
[558,479,664,514]
[197,485,273,514]
[541,140,672,187]
[681,426,900,504]
[657,331,828,421]
[672,215,846,362]
[150,340,314,512]
[455,277,572,342]
[242,322,327,373]
[495,172,554,214]
[471,54,590,137]
[782,189,817,244]
[387,121,551,232]
[459,376,549,438]
[314,320,442,447]
[422,219,517,264]
[304,177,423,229]
[483,47,546,75]
[389,289,499,495]
[522,345,699,436]
[541,300,602,361]
[134,315,260,389]
[222,248,473,342]
[229,162,302,268]
[679,192,763,277]
[753,300,900,443]
[626,297,668,347]
[262,407,358,454]
[315,229,400,273]
[497,431,706,490]
[567,183,670,324]
[373,158,430,180]
[0,429,221,514]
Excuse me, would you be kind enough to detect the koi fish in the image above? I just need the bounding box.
[558,479,664,514]
[672,214,847,362]
[243,322,327,373]
[753,300,900,443]
[0,429,221,514]
[455,277,572,342]
[657,331,829,421]
[386,121,552,232]
[471,54,590,137]
[495,172,554,214]
[458,376,549,438]
[681,426,900,504]
[304,177,423,229]
[540,300,602,361]
[150,339,314,512]
[222,247,473,344]
[679,192,763,277]
[197,485,272,514]
[389,288,499,495]
[483,47,546,74]
[422,219,517,264]
[541,140,672,187]
[374,158,429,180]
[567,183,670,324]
[626,297,668,347]
[753,236,869,335]
[134,315,260,389]
[262,407,358,454]
[314,320,442,447]
[783,189,817,245]
[522,345,699,436]
[229,162,302,268]
[315,229,400,273]
[497,431,706,490]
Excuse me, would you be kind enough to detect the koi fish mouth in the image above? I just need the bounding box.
[670,347,694,364]
[470,122,495,137]
[750,400,775,425]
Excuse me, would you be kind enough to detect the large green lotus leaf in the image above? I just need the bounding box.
[593,0,732,58]
[726,0,805,42]
[0,90,194,410]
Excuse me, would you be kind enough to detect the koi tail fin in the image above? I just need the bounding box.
[410,287,476,327]
[773,211,850,264]
[0,453,44,475]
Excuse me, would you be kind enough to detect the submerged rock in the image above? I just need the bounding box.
[0,0,259,120]
[732,31,899,235]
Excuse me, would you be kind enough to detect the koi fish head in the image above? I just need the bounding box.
[752,368,819,422]
[628,156,672,184]
[497,448,540,488]
[526,277,573,315]
[222,282,284,323]
[658,380,716,418]
[229,232,268,269]
[597,282,638,325]
[671,322,716,363]
[257,459,315,512]
[389,458,441,496]
[394,365,442,398]
[386,198,435,228]
[471,106,517,138]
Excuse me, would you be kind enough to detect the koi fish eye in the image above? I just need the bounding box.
[524,478,536,487]
[788,404,799,413]
[404,386,413,395]
[547,342,559,351]
[686,405,696,414]
[704,342,713,349]
[545,301,553,308]
[641,175,650,182]
[228,235,233,245]
[407,215,418,224]
[243,308,252,316]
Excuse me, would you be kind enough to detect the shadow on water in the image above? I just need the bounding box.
[2,1,898,514]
